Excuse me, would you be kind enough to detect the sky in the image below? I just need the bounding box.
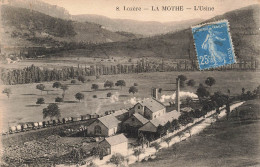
[43,0,259,22]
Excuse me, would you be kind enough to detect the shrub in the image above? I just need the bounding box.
[107,92,112,97]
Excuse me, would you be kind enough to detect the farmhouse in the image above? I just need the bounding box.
[139,110,180,136]
[87,115,121,137]
[122,113,149,136]
[99,134,128,156]
[129,98,166,120]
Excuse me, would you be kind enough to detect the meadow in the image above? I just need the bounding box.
[0,71,259,131]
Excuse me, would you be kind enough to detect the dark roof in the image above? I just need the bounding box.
[104,134,128,146]
[139,98,165,113]
[139,110,180,133]
[133,113,149,124]
[112,109,128,117]
[98,115,120,129]
[150,110,180,127]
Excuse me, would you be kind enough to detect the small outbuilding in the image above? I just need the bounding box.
[87,115,121,137]
[99,134,128,156]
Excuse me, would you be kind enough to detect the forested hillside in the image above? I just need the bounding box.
[71,5,260,60]
[0,5,131,49]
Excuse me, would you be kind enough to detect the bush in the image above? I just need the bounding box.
[71,80,76,84]
[78,76,86,83]
[104,80,114,88]
[178,112,194,126]
[107,92,112,97]
[55,97,63,103]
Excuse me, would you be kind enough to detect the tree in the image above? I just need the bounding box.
[196,84,210,99]
[187,79,196,87]
[115,80,126,90]
[36,84,45,95]
[68,148,87,163]
[164,137,172,148]
[104,80,114,88]
[107,92,112,97]
[242,87,245,94]
[109,153,125,167]
[36,98,45,105]
[42,103,60,119]
[187,129,192,138]
[172,119,180,130]
[211,91,228,111]
[71,80,76,84]
[205,77,216,88]
[129,86,138,95]
[90,146,106,160]
[178,75,187,88]
[52,82,61,89]
[133,148,144,161]
[164,121,172,133]
[157,125,165,139]
[150,142,160,154]
[2,88,11,99]
[158,88,162,94]
[55,97,63,103]
[91,84,99,91]
[186,96,193,106]
[138,133,148,148]
[178,132,184,141]
[60,84,68,99]
[78,76,86,83]
[75,92,84,102]
[178,112,194,126]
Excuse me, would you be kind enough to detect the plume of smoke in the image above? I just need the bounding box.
[160,91,198,102]
[110,92,119,103]
[124,97,149,105]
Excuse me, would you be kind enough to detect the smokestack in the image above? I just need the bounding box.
[151,88,158,99]
[176,78,180,112]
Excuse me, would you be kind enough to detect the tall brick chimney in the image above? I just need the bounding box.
[176,78,180,112]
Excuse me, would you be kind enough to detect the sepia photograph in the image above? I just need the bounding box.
[0,0,259,166]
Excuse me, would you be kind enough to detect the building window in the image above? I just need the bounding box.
[138,106,141,109]
[94,125,101,135]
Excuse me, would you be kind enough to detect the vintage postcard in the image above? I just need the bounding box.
[0,0,259,166]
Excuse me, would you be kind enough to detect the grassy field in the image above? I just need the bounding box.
[0,71,259,131]
[131,99,260,167]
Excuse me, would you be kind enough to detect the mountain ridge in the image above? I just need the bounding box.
[66,4,260,60]
[73,14,203,36]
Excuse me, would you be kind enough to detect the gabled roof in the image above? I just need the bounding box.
[98,115,121,129]
[139,110,181,133]
[150,110,180,127]
[104,134,128,146]
[139,98,165,113]
[138,122,157,133]
[112,109,128,117]
[133,113,149,125]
